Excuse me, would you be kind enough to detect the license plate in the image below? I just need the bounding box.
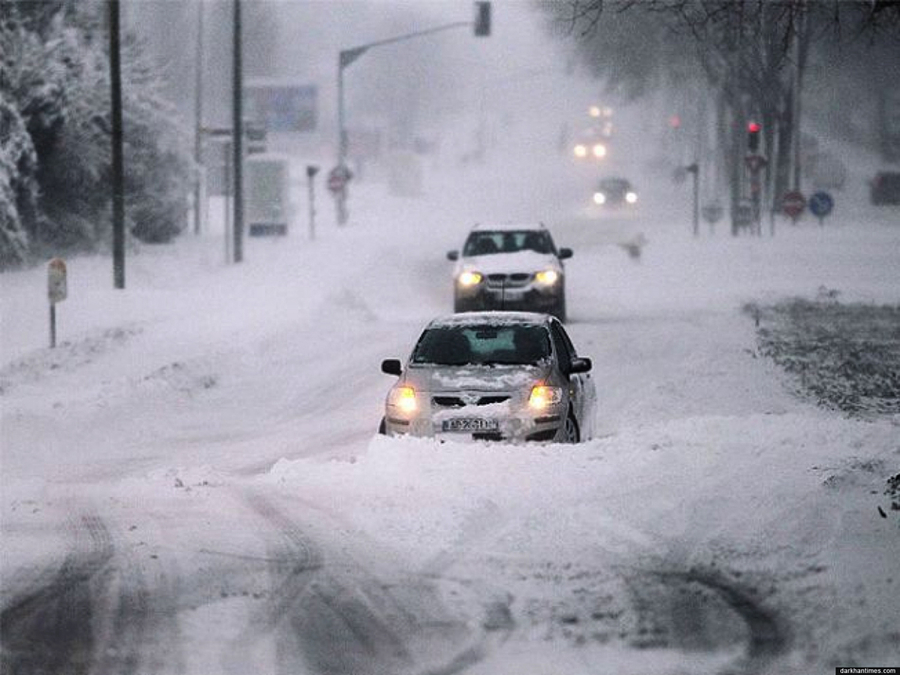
[441,418,499,432]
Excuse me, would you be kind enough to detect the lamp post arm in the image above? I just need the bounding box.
[341,21,471,66]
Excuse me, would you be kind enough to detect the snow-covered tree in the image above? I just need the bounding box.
[0,0,192,267]
[0,90,38,269]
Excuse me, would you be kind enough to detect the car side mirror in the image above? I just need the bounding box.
[558,248,573,260]
[447,250,459,261]
[569,357,592,374]
[381,358,402,376]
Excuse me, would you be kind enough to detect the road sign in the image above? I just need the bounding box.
[782,190,806,219]
[327,165,352,193]
[701,202,724,224]
[808,191,834,221]
[745,154,768,173]
[47,257,67,349]
[48,258,67,303]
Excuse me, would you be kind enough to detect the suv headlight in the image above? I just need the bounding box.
[626,191,638,204]
[593,192,606,205]
[388,386,417,415]
[535,269,560,286]
[457,271,483,287]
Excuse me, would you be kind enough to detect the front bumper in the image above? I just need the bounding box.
[455,285,563,314]
[384,395,566,443]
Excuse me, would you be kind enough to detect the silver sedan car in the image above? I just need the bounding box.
[379,312,596,443]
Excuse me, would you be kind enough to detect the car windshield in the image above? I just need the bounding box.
[463,230,554,257]
[411,325,551,366]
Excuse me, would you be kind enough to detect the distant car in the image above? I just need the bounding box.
[572,125,609,160]
[446,223,571,321]
[870,171,900,205]
[379,312,596,443]
[593,177,638,207]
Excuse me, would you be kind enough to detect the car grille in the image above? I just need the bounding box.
[432,395,510,408]
[486,273,531,289]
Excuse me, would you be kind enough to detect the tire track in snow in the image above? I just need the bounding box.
[0,513,183,675]
[624,564,789,673]
[235,492,495,675]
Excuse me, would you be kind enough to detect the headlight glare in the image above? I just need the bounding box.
[574,144,587,158]
[535,269,559,286]
[389,386,417,415]
[457,271,483,287]
[592,144,607,158]
[626,192,638,204]
[529,385,563,410]
[593,192,606,205]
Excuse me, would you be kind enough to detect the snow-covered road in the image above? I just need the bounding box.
[2,146,899,674]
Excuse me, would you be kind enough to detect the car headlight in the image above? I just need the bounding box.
[592,143,607,158]
[388,386,417,415]
[535,269,559,286]
[626,191,638,204]
[574,144,587,158]
[528,385,563,410]
[457,271,483,287]
[593,192,606,205]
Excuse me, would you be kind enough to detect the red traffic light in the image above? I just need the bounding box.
[747,121,761,152]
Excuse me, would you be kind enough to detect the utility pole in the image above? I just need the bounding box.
[232,0,244,263]
[792,1,805,193]
[193,1,204,235]
[109,0,125,289]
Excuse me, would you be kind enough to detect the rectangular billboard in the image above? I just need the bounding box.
[245,81,317,133]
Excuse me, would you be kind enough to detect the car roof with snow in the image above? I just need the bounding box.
[426,311,551,329]
[470,222,547,232]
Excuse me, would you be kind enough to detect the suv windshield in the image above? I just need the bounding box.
[598,179,630,192]
[412,325,551,366]
[463,230,555,257]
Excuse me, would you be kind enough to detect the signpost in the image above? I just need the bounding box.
[782,190,806,222]
[745,153,768,236]
[307,165,319,241]
[808,191,834,225]
[327,165,352,225]
[47,258,67,348]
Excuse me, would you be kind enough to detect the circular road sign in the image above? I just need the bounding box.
[782,190,806,219]
[327,165,351,193]
[809,191,834,219]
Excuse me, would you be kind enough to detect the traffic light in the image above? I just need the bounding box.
[474,1,491,37]
[747,121,761,153]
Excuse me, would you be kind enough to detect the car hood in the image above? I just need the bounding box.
[455,250,562,275]
[404,363,550,393]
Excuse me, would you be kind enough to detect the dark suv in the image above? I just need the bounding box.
[870,171,900,205]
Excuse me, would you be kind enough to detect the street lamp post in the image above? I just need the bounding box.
[334,3,490,225]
